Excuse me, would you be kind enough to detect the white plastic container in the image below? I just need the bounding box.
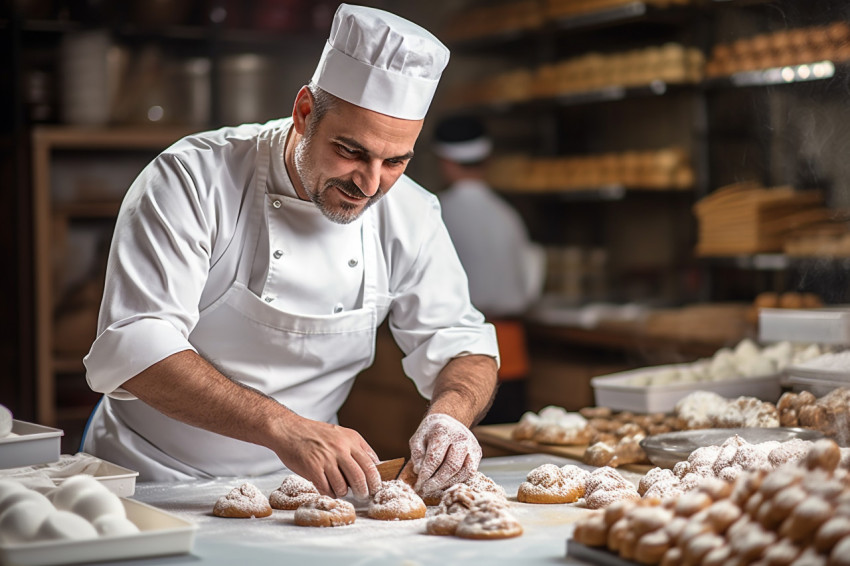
[591,365,783,413]
[52,458,139,498]
[759,308,850,345]
[0,421,63,470]
[0,498,197,566]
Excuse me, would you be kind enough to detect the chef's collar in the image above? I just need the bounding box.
[269,122,299,199]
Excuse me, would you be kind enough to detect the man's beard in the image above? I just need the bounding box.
[294,131,385,224]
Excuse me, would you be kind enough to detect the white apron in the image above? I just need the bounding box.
[84,128,381,480]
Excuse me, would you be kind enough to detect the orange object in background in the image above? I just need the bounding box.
[492,319,529,381]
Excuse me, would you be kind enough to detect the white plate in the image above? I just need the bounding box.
[0,498,198,566]
[0,421,63,470]
[640,427,824,468]
[590,365,782,413]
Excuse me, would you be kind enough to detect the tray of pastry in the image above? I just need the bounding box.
[639,427,824,469]
[0,497,198,566]
[591,365,782,413]
[0,421,63,470]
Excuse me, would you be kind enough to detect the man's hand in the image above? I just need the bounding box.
[272,415,382,499]
[408,413,482,494]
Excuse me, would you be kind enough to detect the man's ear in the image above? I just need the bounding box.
[292,86,314,135]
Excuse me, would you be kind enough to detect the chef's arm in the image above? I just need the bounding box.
[122,350,382,498]
[427,354,498,426]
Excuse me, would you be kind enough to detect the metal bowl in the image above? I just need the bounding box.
[640,427,825,469]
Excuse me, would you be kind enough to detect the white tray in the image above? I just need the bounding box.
[0,421,63,470]
[591,365,782,413]
[759,307,850,345]
[783,374,848,397]
[0,498,197,566]
[53,457,139,498]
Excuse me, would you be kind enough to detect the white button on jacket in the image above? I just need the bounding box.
[83,119,498,480]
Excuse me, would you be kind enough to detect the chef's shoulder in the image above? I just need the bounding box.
[373,175,443,243]
[152,120,281,200]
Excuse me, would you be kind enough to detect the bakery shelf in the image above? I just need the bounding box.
[703,60,838,89]
[704,254,850,271]
[498,185,695,201]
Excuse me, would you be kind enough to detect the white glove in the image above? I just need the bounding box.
[409,413,482,494]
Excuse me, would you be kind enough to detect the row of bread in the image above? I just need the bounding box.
[449,43,703,108]
[572,439,850,565]
[442,0,692,43]
[0,475,138,545]
[486,148,694,192]
[210,471,523,540]
[511,389,850,468]
[706,21,850,78]
[626,339,827,387]
[785,222,850,257]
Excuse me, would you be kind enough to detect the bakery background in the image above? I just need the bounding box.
[2,0,850,458]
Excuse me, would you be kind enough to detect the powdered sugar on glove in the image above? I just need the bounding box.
[409,413,482,495]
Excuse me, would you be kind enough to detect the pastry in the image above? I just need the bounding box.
[779,496,833,543]
[454,496,523,540]
[769,439,814,468]
[584,467,640,510]
[516,463,586,504]
[572,511,607,547]
[634,527,672,564]
[213,483,272,518]
[806,439,841,472]
[294,495,356,527]
[269,475,320,510]
[420,471,504,506]
[815,516,850,553]
[674,491,712,518]
[367,480,426,521]
[426,483,479,536]
[512,411,541,441]
[584,442,616,467]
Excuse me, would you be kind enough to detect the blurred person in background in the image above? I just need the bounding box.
[434,115,545,424]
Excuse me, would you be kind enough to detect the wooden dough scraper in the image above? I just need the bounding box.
[376,457,406,481]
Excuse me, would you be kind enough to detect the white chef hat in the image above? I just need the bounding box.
[433,115,492,164]
[311,3,450,121]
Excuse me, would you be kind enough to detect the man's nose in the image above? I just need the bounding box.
[354,161,381,197]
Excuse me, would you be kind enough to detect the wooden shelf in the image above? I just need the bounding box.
[56,201,122,219]
[33,125,196,151]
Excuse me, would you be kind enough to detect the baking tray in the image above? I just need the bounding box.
[640,427,824,469]
[759,307,850,345]
[566,540,637,565]
[590,365,782,413]
[53,457,139,497]
[0,498,198,566]
[0,421,63,470]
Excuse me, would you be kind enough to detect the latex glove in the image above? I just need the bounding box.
[409,413,482,495]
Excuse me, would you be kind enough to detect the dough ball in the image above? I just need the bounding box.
[36,510,98,541]
[92,514,140,537]
[0,480,28,508]
[0,499,54,544]
[0,404,12,438]
[50,475,108,510]
[71,489,125,523]
[0,489,51,516]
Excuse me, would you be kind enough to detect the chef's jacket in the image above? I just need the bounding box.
[439,180,544,318]
[83,118,498,480]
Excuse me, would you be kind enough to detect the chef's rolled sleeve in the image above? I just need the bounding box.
[85,318,197,399]
[386,191,500,398]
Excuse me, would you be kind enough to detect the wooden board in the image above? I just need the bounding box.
[473,423,654,474]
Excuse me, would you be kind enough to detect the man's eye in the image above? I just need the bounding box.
[338,145,356,156]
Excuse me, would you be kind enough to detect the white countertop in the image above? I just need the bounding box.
[92,453,639,565]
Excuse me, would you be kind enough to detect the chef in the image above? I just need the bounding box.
[434,115,544,423]
[82,4,499,501]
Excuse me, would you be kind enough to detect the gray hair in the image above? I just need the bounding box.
[305,82,340,137]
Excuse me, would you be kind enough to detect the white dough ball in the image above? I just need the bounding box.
[0,480,28,507]
[0,499,54,544]
[71,490,125,522]
[0,404,12,438]
[92,514,139,537]
[50,475,108,511]
[36,510,98,541]
[0,489,51,516]
[538,405,568,422]
[733,339,761,363]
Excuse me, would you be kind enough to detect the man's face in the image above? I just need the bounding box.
[294,99,423,224]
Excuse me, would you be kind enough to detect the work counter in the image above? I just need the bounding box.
[94,454,635,566]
